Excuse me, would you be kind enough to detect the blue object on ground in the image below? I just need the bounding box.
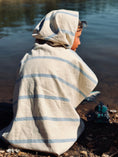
[94,102,110,123]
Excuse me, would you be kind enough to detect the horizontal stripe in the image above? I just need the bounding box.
[17,74,86,98]
[44,29,75,40]
[44,33,57,40]
[13,94,69,106]
[9,138,77,144]
[61,29,75,36]
[18,94,69,102]
[22,56,97,84]
[14,116,80,122]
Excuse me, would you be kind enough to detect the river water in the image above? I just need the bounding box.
[0,0,118,105]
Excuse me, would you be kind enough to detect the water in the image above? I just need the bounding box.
[0,0,118,102]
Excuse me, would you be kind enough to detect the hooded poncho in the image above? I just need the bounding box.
[2,9,98,155]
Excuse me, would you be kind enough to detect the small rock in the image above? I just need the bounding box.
[89,152,95,157]
[6,148,14,153]
[6,155,11,157]
[0,150,5,153]
[14,149,20,153]
[63,152,68,156]
[115,114,118,118]
[102,153,110,157]
[109,119,112,123]
[109,110,117,113]
[18,151,29,157]
[80,150,88,157]
[6,148,20,154]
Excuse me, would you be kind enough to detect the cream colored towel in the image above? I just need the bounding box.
[2,9,98,155]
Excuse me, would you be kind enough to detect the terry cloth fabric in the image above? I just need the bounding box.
[2,9,98,155]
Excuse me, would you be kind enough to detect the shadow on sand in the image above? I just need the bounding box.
[0,102,13,148]
[77,120,118,156]
[0,102,13,130]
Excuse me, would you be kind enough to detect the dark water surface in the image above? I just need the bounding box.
[0,0,118,102]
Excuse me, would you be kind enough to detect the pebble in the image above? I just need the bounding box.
[63,152,68,156]
[80,150,88,157]
[89,152,95,157]
[6,148,20,153]
[0,150,5,153]
[109,110,117,113]
[115,114,118,118]
[18,151,29,157]
[102,153,110,157]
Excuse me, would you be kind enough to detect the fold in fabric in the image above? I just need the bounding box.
[2,9,98,155]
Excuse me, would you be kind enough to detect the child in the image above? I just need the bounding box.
[2,9,98,155]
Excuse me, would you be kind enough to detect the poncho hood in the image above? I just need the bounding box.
[32,9,79,49]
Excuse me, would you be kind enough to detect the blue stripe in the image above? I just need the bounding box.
[18,94,69,102]
[13,94,69,106]
[17,74,86,98]
[44,29,75,40]
[15,116,80,122]
[61,29,75,36]
[44,33,56,40]
[22,56,97,84]
[9,138,76,144]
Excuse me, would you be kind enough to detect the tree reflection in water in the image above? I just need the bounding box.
[0,0,118,38]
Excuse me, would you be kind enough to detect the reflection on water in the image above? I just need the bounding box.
[0,0,118,101]
[0,0,118,37]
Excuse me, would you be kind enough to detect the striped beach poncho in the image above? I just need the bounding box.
[2,9,98,155]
